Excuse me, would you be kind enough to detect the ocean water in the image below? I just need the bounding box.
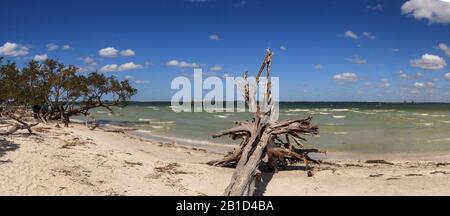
[82,102,450,154]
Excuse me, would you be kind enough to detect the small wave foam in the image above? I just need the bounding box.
[413,113,429,116]
[138,118,152,122]
[333,132,348,135]
[214,115,229,119]
[333,115,346,119]
[151,121,175,124]
[286,109,310,112]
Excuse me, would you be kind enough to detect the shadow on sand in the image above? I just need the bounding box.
[0,138,19,164]
[254,164,311,196]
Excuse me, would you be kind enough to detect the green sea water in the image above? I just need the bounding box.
[83,102,450,154]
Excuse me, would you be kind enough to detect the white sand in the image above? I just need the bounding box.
[1,123,450,195]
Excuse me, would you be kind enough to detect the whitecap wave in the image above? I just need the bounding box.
[214,115,229,119]
[138,118,152,122]
[286,109,310,112]
[333,115,346,119]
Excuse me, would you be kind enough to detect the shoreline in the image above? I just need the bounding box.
[1,122,450,195]
[75,119,450,161]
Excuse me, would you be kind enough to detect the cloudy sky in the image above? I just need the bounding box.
[1,0,450,102]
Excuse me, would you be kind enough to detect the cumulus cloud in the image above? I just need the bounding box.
[347,55,367,64]
[209,34,222,41]
[280,46,287,51]
[367,4,384,12]
[63,44,71,50]
[445,73,450,80]
[345,30,359,39]
[118,62,143,71]
[33,54,48,61]
[333,72,358,81]
[399,71,410,79]
[401,0,450,24]
[100,64,118,72]
[0,42,30,57]
[409,54,447,70]
[363,32,376,40]
[120,49,136,56]
[100,62,143,72]
[414,81,435,88]
[416,72,424,77]
[166,59,200,68]
[46,43,59,51]
[209,65,223,71]
[438,43,450,56]
[99,47,119,57]
[82,57,96,65]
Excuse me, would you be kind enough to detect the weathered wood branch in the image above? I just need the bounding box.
[207,49,324,196]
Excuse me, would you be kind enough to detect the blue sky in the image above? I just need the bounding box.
[1,0,450,102]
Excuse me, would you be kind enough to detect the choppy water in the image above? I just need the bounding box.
[81,102,450,154]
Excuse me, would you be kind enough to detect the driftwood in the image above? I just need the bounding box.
[0,113,38,135]
[207,49,323,196]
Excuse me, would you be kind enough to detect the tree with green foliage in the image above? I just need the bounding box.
[0,58,137,131]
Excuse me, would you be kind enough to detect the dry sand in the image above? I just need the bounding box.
[1,123,450,195]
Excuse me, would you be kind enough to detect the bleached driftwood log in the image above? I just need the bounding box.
[207,49,323,196]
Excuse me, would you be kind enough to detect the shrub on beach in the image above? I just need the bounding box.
[0,57,137,126]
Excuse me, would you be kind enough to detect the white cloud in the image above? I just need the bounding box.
[46,43,59,51]
[0,42,30,57]
[118,62,143,71]
[63,44,71,50]
[414,82,425,88]
[363,32,376,40]
[392,48,400,52]
[367,4,384,12]
[135,80,150,84]
[209,34,222,41]
[144,61,153,66]
[347,55,367,64]
[100,64,118,72]
[120,49,136,56]
[416,72,424,77]
[166,59,200,68]
[414,81,435,88]
[33,54,48,61]
[99,47,119,57]
[345,30,359,39]
[438,43,450,56]
[399,71,410,79]
[209,65,223,71]
[409,53,447,70]
[444,73,450,80]
[314,64,322,70]
[333,72,358,81]
[280,46,287,51]
[401,0,450,24]
[82,57,96,65]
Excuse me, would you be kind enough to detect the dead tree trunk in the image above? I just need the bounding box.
[208,49,323,196]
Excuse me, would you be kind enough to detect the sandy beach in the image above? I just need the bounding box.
[0,123,449,196]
